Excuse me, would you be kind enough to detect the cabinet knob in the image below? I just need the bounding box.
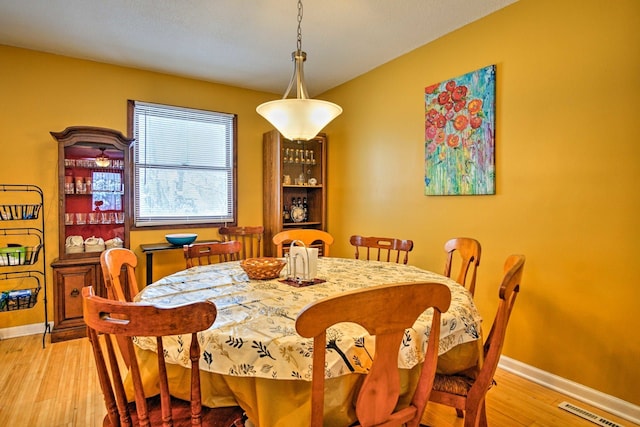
[70,288,80,297]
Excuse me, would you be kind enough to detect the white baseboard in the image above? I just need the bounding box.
[499,355,640,425]
[0,322,52,340]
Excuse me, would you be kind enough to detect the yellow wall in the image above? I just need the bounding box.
[322,0,640,405]
[1,0,638,407]
[0,46,273,326]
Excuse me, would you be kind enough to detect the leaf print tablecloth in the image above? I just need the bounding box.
[134,257,482,381]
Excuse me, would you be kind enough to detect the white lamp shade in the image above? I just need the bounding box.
[257,98,342,141]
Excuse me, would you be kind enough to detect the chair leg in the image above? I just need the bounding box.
[463,406,479,427]
[478,402,488,427]
[463,399,486,427]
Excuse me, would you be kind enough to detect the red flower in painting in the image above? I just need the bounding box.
[445,101,454,111]
[426,108,439,123]
[437,92,450,105]
[470,116,483,129]
[435,114,447,128]
[451,85,468,101]
[435,129,445,144]
[445,80,456,92]
[445,109,455,120]
[453,115,469,131]
[425,125,437,140]
[425,84,439,94]
[454,101,466,112]
[468,99,483,114]
[447,134,460,148]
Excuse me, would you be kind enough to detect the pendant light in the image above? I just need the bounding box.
[95,148,111,168]
[257,0,342,141]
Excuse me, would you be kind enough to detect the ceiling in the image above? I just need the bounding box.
[0,0,516,97]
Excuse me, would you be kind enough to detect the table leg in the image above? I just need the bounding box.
[145,252,154,285]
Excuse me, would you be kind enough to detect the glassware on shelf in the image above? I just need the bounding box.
[101,212,114,224]
[75,213,87,225]
[64,182,74,194]
[75,178,85,194]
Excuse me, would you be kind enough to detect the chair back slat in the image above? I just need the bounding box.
[183,240,242,268]
[219,226,264,259]
[272,229,334,257]
[443,237,482,296]
[296,281,451,427]
[100,248,141,302]
[349,235,414,265]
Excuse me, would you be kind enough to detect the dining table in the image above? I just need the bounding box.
[130,257,483,426]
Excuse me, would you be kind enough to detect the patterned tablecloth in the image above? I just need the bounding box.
[134,257,482,382]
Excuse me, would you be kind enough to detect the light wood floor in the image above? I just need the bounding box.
[0,334,636,427]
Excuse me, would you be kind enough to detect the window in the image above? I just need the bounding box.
[129,100,237,228]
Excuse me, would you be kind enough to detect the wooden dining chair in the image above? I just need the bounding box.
[218,226,264,259]
[296,281,452,427]
[272,229,334,257]
[100,247,141,302]
[82,286,246,427]
[429,254,525,427]
[349,235,414,264]
[183,240,242,268]
[443,237,482,296]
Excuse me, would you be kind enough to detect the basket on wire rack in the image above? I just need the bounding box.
[0,271,42,311]
[0,287,40,311]
[0,204,42,221]
[0,244,42,266]
[240,257,286,280]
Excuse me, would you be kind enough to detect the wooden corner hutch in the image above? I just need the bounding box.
[50,126,133,342]
[262,130,327,256]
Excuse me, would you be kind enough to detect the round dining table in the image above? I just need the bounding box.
[131,257,483,426]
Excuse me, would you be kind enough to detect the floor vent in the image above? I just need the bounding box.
[558,401,624,427]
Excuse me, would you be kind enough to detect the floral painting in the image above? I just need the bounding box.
[424,65,496,195]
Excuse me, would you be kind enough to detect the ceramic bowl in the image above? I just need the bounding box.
[165,233,198,246]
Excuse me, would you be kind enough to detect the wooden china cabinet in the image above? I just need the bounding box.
[50,126,133,342]
[262,130,327,256]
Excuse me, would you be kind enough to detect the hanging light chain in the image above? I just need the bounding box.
[296,0,303,52]
[255,0,343,141]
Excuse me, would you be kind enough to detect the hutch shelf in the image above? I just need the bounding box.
[50,126,133,342]
[0,184,49,347]
[262,130,327,256]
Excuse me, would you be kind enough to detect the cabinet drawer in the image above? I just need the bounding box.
[60,269,91,319]
[51,262,98,342]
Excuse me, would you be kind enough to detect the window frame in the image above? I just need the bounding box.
[127,100,238,230]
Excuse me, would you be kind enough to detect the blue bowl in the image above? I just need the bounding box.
[165,233,198,246]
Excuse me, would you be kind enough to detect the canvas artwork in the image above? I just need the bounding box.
[424,65,496,195]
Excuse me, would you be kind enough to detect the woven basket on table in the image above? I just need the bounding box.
[240,258,286,280]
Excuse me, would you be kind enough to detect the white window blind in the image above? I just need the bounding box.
[132,101,236,227]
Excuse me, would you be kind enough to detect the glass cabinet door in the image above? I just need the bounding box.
[62,145,126,255]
